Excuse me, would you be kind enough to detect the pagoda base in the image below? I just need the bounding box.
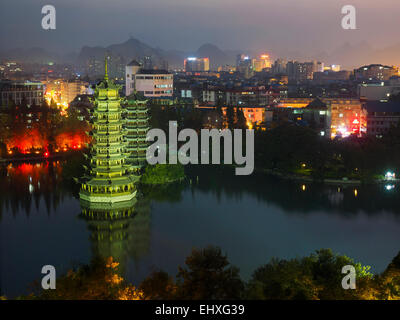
[79,190,137,207]
[79,196,137,212]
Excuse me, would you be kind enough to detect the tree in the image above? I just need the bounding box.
[176,246,244,299]
[141,164,185,185]
[215,98,225,129]
[246,249,373,300]
[139,270,177,299]
[235,108,247,129]
[226,105,235,129]
[370,251,400,300]
[29,257,143,300]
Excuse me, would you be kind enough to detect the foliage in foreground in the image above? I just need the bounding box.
[13,247,400,300]
[23,257,143,300]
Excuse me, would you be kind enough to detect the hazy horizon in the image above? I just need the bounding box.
[0,0,400,66]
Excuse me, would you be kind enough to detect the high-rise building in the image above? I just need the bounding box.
[61,79,89,104]
[271,59,287,74]
[87,56,103,76]
[184,57,210,72]
[252,54,272,72]
[79,60,138,205]
[143,56,153,70]
[286,61,323,82]
[236,54,248,67]
[236,55,253,79]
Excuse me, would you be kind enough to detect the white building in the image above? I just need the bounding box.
[125,60,142,96]
[125,60,173,97]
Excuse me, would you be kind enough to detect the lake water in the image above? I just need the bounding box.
[1,161,400,298]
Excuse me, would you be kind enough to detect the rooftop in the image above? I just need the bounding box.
[127,60,141,67]
[365,100,400,113]
[305,98,328,110]
[137,69,170,75]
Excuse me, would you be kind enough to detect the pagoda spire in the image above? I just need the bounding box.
[104,56,109,80]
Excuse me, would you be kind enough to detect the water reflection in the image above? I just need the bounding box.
[0,162,65,218]
[79,197,151,276]
[2,162,400,220]
[2,161,400,298]
[185,166,400,217]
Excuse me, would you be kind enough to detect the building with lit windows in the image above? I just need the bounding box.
[365,101,400,137]
[125,60,173,98]
[61,80,89,104]
[275,97,366,138]
[355,64,399,81]
[236,55,253,79]
[271,59,287,75]
[252,54,272,72]
[358,78,400,101]
[0,80,44,107]
[286,61,324,82]
[184,57,210,72]
[327,98,366,138]
[202,86,269,106]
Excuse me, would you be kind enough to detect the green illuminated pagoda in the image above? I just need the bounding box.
[79,59,138,206]
[124,92,150,172]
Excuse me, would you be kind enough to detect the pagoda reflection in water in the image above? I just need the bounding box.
[79,196,151,276]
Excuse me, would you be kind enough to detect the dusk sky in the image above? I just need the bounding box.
[0,0,399,55]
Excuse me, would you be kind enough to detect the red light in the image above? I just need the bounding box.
[44,152,49,157]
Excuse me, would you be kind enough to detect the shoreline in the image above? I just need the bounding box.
[256,168,397,186]
[0,151,82,164]
[140,177,186,186]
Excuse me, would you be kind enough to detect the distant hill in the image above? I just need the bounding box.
[77,38,158,62]
[1,37,400,71]
[76,38,186,69]
[195,43,230,68]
